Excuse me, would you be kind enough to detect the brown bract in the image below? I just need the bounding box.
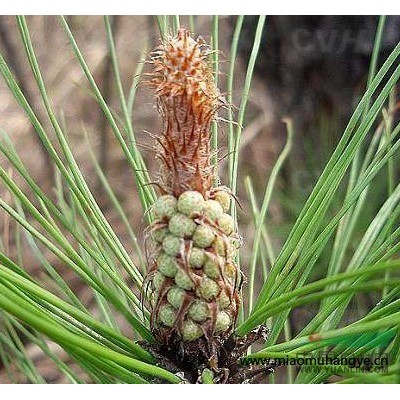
[149,28,220,197]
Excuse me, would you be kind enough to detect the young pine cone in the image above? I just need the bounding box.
[145,28,242,347]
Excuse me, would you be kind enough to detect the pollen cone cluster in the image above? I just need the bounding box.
[146,29,242,346]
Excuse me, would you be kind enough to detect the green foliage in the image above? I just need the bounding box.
[0,15,399,384]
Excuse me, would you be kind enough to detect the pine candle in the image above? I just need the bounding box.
[145,29,242,348]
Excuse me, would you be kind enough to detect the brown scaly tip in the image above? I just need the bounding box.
[148,28,221,198]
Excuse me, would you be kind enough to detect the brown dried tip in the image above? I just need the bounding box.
[149,28,220,198]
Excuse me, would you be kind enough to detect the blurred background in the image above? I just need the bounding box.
[0,15,399,382]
